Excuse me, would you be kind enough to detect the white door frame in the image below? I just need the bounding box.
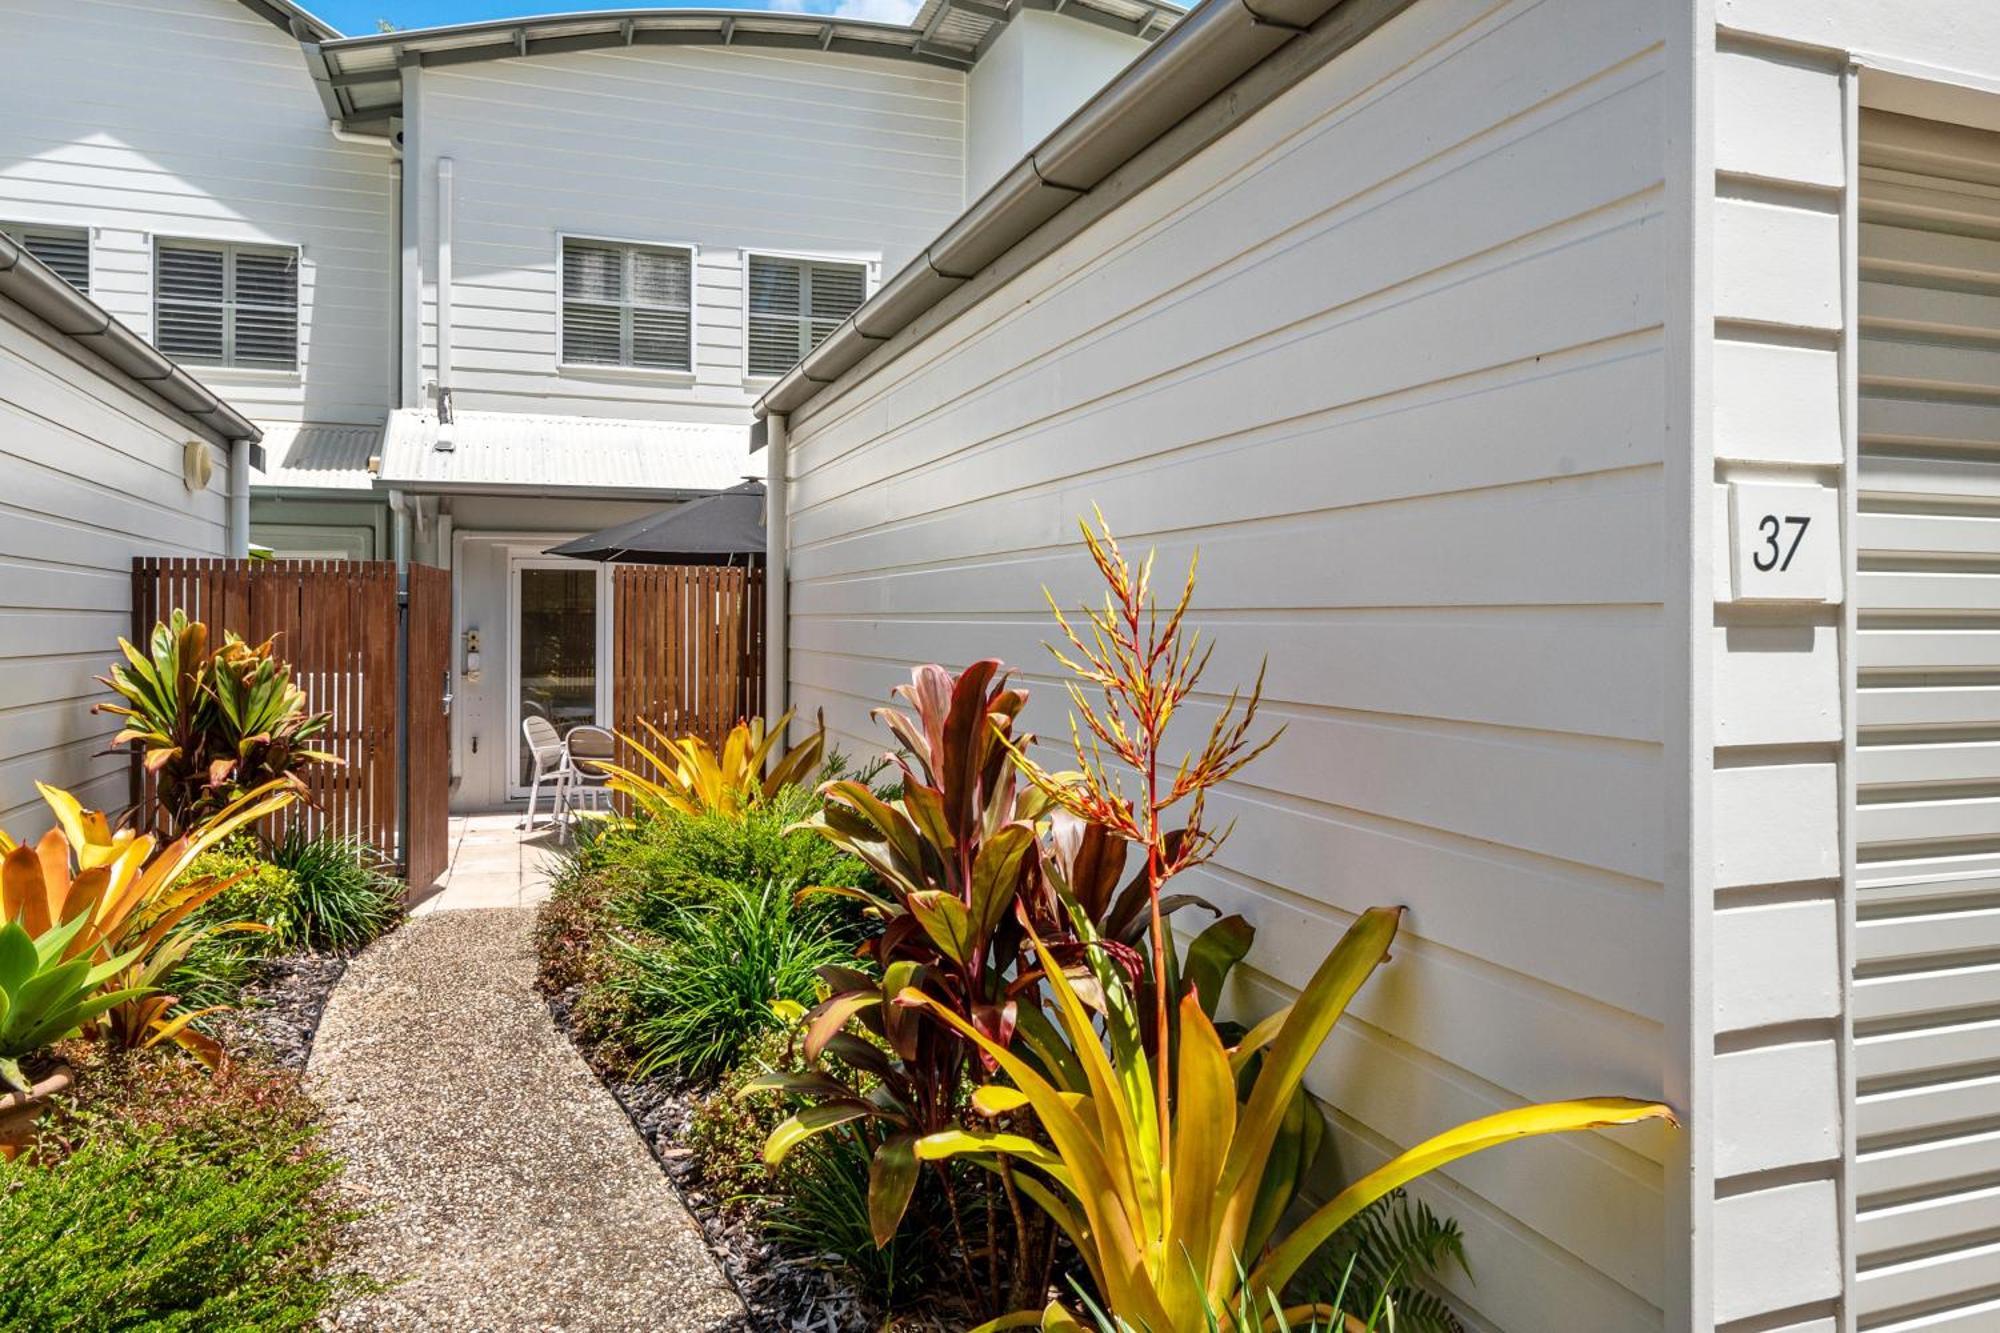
[504,549,614,800]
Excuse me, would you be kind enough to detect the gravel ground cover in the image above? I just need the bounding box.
[210,953,350,1072]
[308,907,745,1332]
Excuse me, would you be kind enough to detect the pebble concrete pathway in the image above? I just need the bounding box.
[308,817,744,1331]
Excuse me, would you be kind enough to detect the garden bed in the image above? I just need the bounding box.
[211,952,352,1073]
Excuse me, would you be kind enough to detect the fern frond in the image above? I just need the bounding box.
[1307,1189,1469,1333]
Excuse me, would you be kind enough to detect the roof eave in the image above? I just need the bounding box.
[753,0,1415,433]
[235,0,340,43]
[370,477,720,501]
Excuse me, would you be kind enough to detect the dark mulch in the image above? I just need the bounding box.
[545,987,882,1333]
[211,953,352,1073]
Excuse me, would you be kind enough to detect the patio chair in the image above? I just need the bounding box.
[520,716,574,831]
[563,725,617,822]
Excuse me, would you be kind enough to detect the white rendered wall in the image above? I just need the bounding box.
[0,0,396,429]
[0,306,229,832]
[965,10,1151,198]
[408,46,965,423]
[780,0,1676,1326]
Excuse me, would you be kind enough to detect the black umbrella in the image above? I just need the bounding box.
[546,480,766,565]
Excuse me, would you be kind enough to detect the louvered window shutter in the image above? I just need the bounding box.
[154,241,297,369]
[155,245,228,364]
[746,256,867,376]
[231,248,299,368]
[4,224,89,294]
[562,238,692,371]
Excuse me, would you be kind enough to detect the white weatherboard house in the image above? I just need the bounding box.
[0,238,260,831]
[0,0,1174,812]
[754,0,2000,1329]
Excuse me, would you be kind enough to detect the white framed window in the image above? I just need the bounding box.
[2,222,89,295]
[745,253,869,377]
[561,236,694,372]
[154,239,299,369]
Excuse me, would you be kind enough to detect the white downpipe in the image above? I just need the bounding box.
[398,64,423,410]
[435,157,455,449]
[389,490,410,575]
[764,413,790,730]
[228,439,251,558]
[328,120,389,149]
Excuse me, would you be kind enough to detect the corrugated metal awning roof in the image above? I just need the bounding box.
[374,409,752,498]
[251,421,380,491]
[300,1,1181,134]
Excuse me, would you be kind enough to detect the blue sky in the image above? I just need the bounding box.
[313,0,921,34]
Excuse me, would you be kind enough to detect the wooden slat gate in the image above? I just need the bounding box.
[131,558,450,892]
[404,565,451,893]
[612,563,765,774]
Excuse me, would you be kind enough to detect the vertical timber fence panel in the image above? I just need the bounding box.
[131,558,436,876]
[611,563,766,799]
[404,564,452,893]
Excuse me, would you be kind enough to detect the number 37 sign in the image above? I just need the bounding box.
[1727,481,1841,604]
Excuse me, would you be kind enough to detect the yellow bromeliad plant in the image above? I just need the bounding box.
[905,907,1676,1331]
[0,780,295,1064]
[599,710,825,818]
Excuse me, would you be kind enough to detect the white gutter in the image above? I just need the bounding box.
[763,412,790,729]
[753,0,1413,424]
[435,156,456,451]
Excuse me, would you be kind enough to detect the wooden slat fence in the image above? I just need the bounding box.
[131,558,439,877]
[612,563,765,774]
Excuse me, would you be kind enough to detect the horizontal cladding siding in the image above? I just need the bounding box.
[0,311,227,833]
[781,0,1671,1327]
[417,45,965,420]
[0,0,395,428]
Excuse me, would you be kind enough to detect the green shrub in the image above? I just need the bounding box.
[158,927,261,1013]
[685,1027,811,1202]
[597,785,872,929]
[185,838,302,943]
[7,1047,367,1331]
[533,859,620,996]
[611,879,854,1081]
[263,829,403,953]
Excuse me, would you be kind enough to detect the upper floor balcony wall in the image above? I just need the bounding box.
[407,43,967,423]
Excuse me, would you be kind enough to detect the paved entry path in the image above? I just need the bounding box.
[308,905,745,1331]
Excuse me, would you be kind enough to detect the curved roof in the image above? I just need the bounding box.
[249,1,1180,135]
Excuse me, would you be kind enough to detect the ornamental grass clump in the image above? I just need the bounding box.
[262,828,403,953]
[612,879,855,1081]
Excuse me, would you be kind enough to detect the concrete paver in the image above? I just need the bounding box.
[412,812,561,915]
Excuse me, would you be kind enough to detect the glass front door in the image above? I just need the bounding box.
[515,564,600,788]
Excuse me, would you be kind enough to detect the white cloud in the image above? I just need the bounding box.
[766,0,924,24]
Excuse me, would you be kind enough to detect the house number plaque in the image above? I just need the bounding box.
[1727,480,1840,604]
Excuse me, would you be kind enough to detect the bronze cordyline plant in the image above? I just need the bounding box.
[763,659,1265,1318]
[762,662,1066,1314]
[98,610,338,837]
